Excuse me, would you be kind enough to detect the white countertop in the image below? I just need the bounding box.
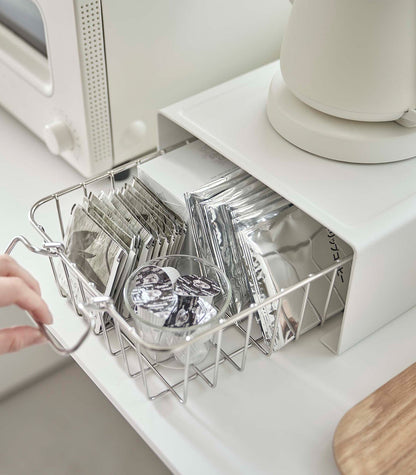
[1,105,416,475]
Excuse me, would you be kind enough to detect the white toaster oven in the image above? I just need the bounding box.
[0,0,290,177]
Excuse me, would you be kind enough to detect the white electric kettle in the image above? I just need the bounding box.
[267,0,416,163]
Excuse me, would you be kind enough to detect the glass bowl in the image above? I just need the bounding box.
[123,255,231,367]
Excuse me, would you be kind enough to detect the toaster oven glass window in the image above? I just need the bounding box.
[0,0,47,57]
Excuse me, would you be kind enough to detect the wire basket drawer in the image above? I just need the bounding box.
[22,140,352,404]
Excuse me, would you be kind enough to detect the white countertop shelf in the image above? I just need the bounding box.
[1,96,416,474]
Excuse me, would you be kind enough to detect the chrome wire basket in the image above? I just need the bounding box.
[8,140,352,403]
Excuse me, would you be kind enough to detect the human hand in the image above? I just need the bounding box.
[0,255,53,354]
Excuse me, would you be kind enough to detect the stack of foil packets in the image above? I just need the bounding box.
[185,168,352,350]
[63,177,187,323]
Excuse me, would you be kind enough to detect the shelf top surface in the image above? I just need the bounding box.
[161,62,416,249]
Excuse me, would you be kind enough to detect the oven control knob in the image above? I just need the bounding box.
[44,121,74,155]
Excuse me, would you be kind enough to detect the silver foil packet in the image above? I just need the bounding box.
[200,181,274,313]
[186,171,267,315]
[188,166,292,320]
[238,206,351,348]
[132,177,186,239]
[185,167,249,263]
[64,204,126,296]
[82,194,142,318]
[108,191,155,264]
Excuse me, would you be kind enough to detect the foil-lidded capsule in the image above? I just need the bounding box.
[164,297,217,328]
[163,275,220,328]
[131,265,178,326]
[174,274,220,298]
[134,264,178,288]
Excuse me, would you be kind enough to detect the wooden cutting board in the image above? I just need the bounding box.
[333,363,416,474]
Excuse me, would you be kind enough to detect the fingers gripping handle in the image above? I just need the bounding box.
[5,235,98,355]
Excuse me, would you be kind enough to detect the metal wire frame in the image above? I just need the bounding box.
[25,140,353,403]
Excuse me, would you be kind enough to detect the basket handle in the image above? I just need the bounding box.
[4,235,95,355]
